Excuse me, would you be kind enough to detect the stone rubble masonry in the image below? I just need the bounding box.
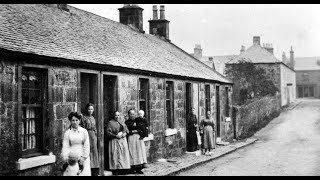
[0,60,234,175]
[0,60,18,175]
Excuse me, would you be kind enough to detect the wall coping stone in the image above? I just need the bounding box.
[165,128,178,137]
[16,152,56,170]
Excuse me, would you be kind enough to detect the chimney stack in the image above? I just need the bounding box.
[160,5,165,19]
[240,45,246,53]
[118,4,145,33]
[290,46,295,69]
[152,5,158,20]
[253,36,261,46]
[193,44,202,59]
[263,43,274,54]
[149,5,170,41]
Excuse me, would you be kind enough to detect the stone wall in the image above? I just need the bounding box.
[0,61,18,175]
[48,67,79,176]
[234,94,281,139]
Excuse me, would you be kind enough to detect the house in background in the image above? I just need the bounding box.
[0,4,234,176]
[190,44,237,75]
[193,36,296,107]
[294,57,320,98]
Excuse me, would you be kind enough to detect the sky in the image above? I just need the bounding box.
[70,4,320,59]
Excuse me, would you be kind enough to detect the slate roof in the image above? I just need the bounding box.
[294,57,320,71]
[199,55,237,75]
[0,4,231,84]
[228,44,281,64]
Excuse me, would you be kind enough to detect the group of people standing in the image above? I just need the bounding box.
[187,108,216,155]
[61,103,149,176]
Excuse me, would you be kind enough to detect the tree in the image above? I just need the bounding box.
[225,59,278,105]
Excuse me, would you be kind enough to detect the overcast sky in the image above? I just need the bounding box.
[71,4,320,59]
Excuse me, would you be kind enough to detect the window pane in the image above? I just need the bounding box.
[298,87,303,98]
[22,74,28,88]
[309,87,314,97]
[28,72,41,89]
[22,89,29,104]
[29,90,41,104]
[304,87,309,97]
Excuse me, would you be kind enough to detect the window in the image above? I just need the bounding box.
[166,81,174,129]
[225,87,230,117]
[205,85,210,119]
[298,86,303,98]
[21,68,47,157]
[139,78,150,130]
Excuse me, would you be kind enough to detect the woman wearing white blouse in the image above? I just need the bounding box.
[62,112,91,176]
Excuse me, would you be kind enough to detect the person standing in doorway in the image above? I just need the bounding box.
[80,103,100,176]
[126,109,147,174]
[106,111,131,175]
[186,108,199,152]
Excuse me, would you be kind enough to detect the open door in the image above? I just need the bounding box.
[103,75,118,171]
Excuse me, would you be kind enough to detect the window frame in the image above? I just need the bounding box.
[165,81,174,129]
[138,78,150,131]
[20,67,48,158]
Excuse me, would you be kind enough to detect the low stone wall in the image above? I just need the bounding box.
[234,95,281,139]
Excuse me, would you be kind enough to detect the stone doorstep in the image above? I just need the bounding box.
[138,138,257,176]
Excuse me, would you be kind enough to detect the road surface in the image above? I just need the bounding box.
[176,99,320,176]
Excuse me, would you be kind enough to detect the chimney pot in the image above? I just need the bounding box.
[152,5,158,20]
[160,5,165,19]
[240,45,246,53]
[253,36,261,46]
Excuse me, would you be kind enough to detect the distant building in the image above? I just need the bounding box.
[295,57,320,98]
[227,36,296,107]
[190,44,237,75]
[192,36,296,107]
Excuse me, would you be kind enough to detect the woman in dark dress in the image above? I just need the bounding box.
[126,109,148,174]
[186,108,199,152]
[80,103,99,176]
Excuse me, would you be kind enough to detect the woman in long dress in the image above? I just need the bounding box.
[126,109,148,174]
[201,111,216,155]
[186,108,199,152]
[61,112,91,176]
[80,103,99,176]
[106,111,131,175]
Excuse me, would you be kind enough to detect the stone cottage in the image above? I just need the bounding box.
[0,4,234,176]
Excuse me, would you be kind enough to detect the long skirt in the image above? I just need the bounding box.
[203,125,216,149]
[186,127,198,152]
[88,130,99,168]
[108,137,131,170]
[127,134,147,166]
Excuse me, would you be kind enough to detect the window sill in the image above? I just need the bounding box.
[165,128,178,137]
[143,133,154,141]
[16,152,56,170]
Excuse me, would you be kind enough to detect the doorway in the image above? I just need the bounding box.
[216,85,220,138]
[103,75,118,171]
[80,73,98,115]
